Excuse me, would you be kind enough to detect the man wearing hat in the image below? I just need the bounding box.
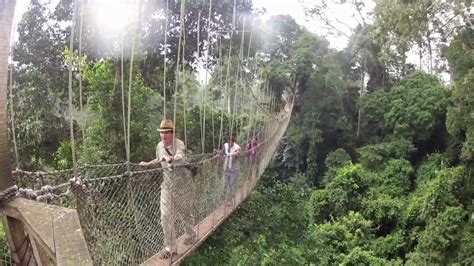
[139,119,196,259]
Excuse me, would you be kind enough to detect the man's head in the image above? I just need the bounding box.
[158,119,175,145]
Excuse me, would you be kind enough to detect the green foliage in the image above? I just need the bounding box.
[78,59,163,163]
[321,164,369,217]
[291,32,329,87]
[371,230,408,259]
[307,211,374,264]
[0,223,10,260]
[415,153,446,184]
[405,166,465,225]
[186,172,310,265]
[261,15,301,62]
[406,206,467,264]
[361,191,403,228]
[379,159,413,196]
[456,215,474,264]
[370,0,428,74]
[339,247,391,265]
[322,148,351,185]
[307,189,331,223]
[385,71,449,141]
[54,140,73,170]
[226,235,307,265]
[360,71,450,143]
[360,89,390,142]
[358,139,415,170]
[447,69,474,163]
[442,29,474,83]
[444,29,474,166]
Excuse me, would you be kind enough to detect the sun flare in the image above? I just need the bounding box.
[90,0,138,35]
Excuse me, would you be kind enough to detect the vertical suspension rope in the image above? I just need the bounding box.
[7,13,19,169]
[212,103,215,150]
[127,32,136,164]
[203,0,212,153]
[197,9,201,58]
[182,18,187,146]
[78,0,85,143]
[121,37,128,160]
[217,36,224,149]
[230,67,238,140]
[68,0,77,174]
[228,0,237,138]
[163,0,169,119]
[246,23,253,141]
[173,0,186,148]
[237,17,246,141]
[196,9,203,153]
[126,0,142,164]
[225,0,237,140]
[9,66,18,168]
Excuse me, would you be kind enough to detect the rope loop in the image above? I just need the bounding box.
[37,193,54,203]
[122,171,133,178]
[0,185,18,204]
[70,177,85,191]
[40,185,54,195]
[18,187,37,200]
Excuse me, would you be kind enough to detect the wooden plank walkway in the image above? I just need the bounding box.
[143,177,257,266]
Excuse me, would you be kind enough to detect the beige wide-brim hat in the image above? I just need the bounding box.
[157,119,175,132]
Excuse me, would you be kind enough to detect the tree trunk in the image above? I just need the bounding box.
[356,65,365,138]
[0,0,16,191]
[427,30,433,73]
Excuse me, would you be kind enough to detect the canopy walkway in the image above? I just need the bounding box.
[0,0,295,264]
[5,97,292,265]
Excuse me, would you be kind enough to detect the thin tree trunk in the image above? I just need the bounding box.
[0,0,16,191]
[356,65,365,138]
[418,42,423,70]
[427,30,433,73]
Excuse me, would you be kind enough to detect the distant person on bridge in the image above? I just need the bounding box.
[139,119,196,260]
[222,136,241,206]
[245,136,261,179]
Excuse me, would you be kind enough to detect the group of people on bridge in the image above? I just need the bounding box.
[139,119,261,259]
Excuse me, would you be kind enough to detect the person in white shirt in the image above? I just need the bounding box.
[222,136,241,206]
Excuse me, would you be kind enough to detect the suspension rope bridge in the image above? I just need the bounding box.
[0,0,295,264]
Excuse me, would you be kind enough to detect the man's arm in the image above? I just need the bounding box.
[173,140,186,162]
[224,143,230,155]
[139,143,163,168]
[148,158,163,168]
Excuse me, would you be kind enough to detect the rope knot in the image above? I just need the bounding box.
[18,188,37,200]
[70,177,84,190]
[122,171,133,178]
[33,171,44,181]
[37,193,54,203]
[40,185,54,195]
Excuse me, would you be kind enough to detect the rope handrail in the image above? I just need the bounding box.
[12,104,293,187]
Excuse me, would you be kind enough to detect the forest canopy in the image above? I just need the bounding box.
[1,0,473,264]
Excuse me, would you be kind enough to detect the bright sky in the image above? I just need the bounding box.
[12,0,370,50]
[12,0,441,81]
[253,0,376,50]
